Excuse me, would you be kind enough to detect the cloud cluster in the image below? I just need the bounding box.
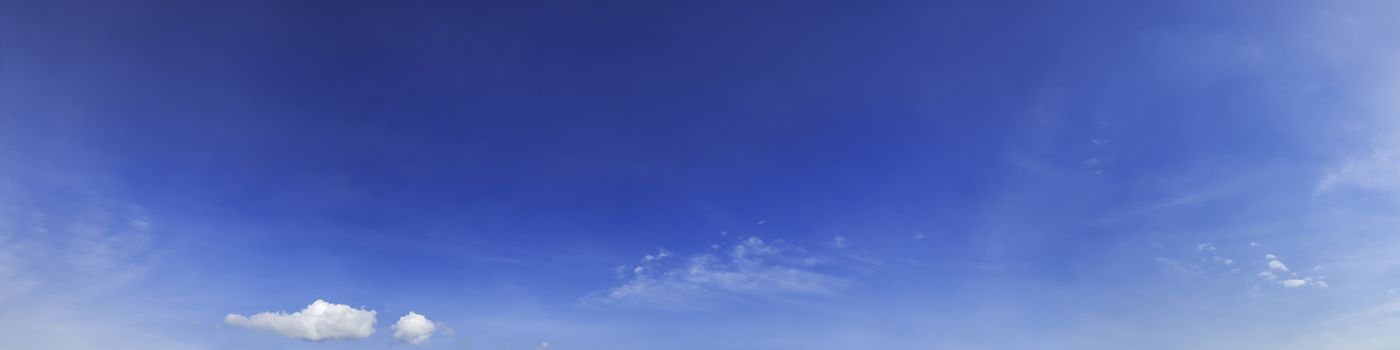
[226,300,445,345]
[591,237,846,308]
[225,300,378,341]
[392,312,438,345]
[1261,254,1328,288]
[1158,243,1328,289]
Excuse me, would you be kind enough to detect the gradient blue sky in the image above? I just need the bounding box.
[3,0,1400,349]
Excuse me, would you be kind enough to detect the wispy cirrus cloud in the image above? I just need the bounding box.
[0,182,190,350]
[587,237,848,309]
[0,185,155,304]
[1317,146,1400,194]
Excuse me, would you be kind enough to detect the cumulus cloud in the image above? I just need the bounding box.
[392,312,437,346]
[224,300,377,341]
[589,237,847,308]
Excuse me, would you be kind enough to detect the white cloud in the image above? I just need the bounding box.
[224,300,377,341]
[589,237,847,308]
[392,312,437,346]
[537,341,550,350]
[1264,254,1290,271]
[1279,277,1327,288]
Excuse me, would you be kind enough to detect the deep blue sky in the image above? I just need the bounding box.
[3,0,1400,349]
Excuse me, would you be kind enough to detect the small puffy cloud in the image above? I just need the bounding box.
[537,341,550,350]
[1264,254,1290,271]
[392,312,437,346]
[1281,279,1309,287]
[225,300,377,341]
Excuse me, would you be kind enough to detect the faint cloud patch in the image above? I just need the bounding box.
[1317,147,1400,194]
[830,236,849,249]
[585,237,849,309]
[0,188,155,304]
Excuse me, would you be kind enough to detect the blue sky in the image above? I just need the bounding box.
[3,0,1400,349]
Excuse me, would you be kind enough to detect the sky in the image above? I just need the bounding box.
[2,0,1400,349]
